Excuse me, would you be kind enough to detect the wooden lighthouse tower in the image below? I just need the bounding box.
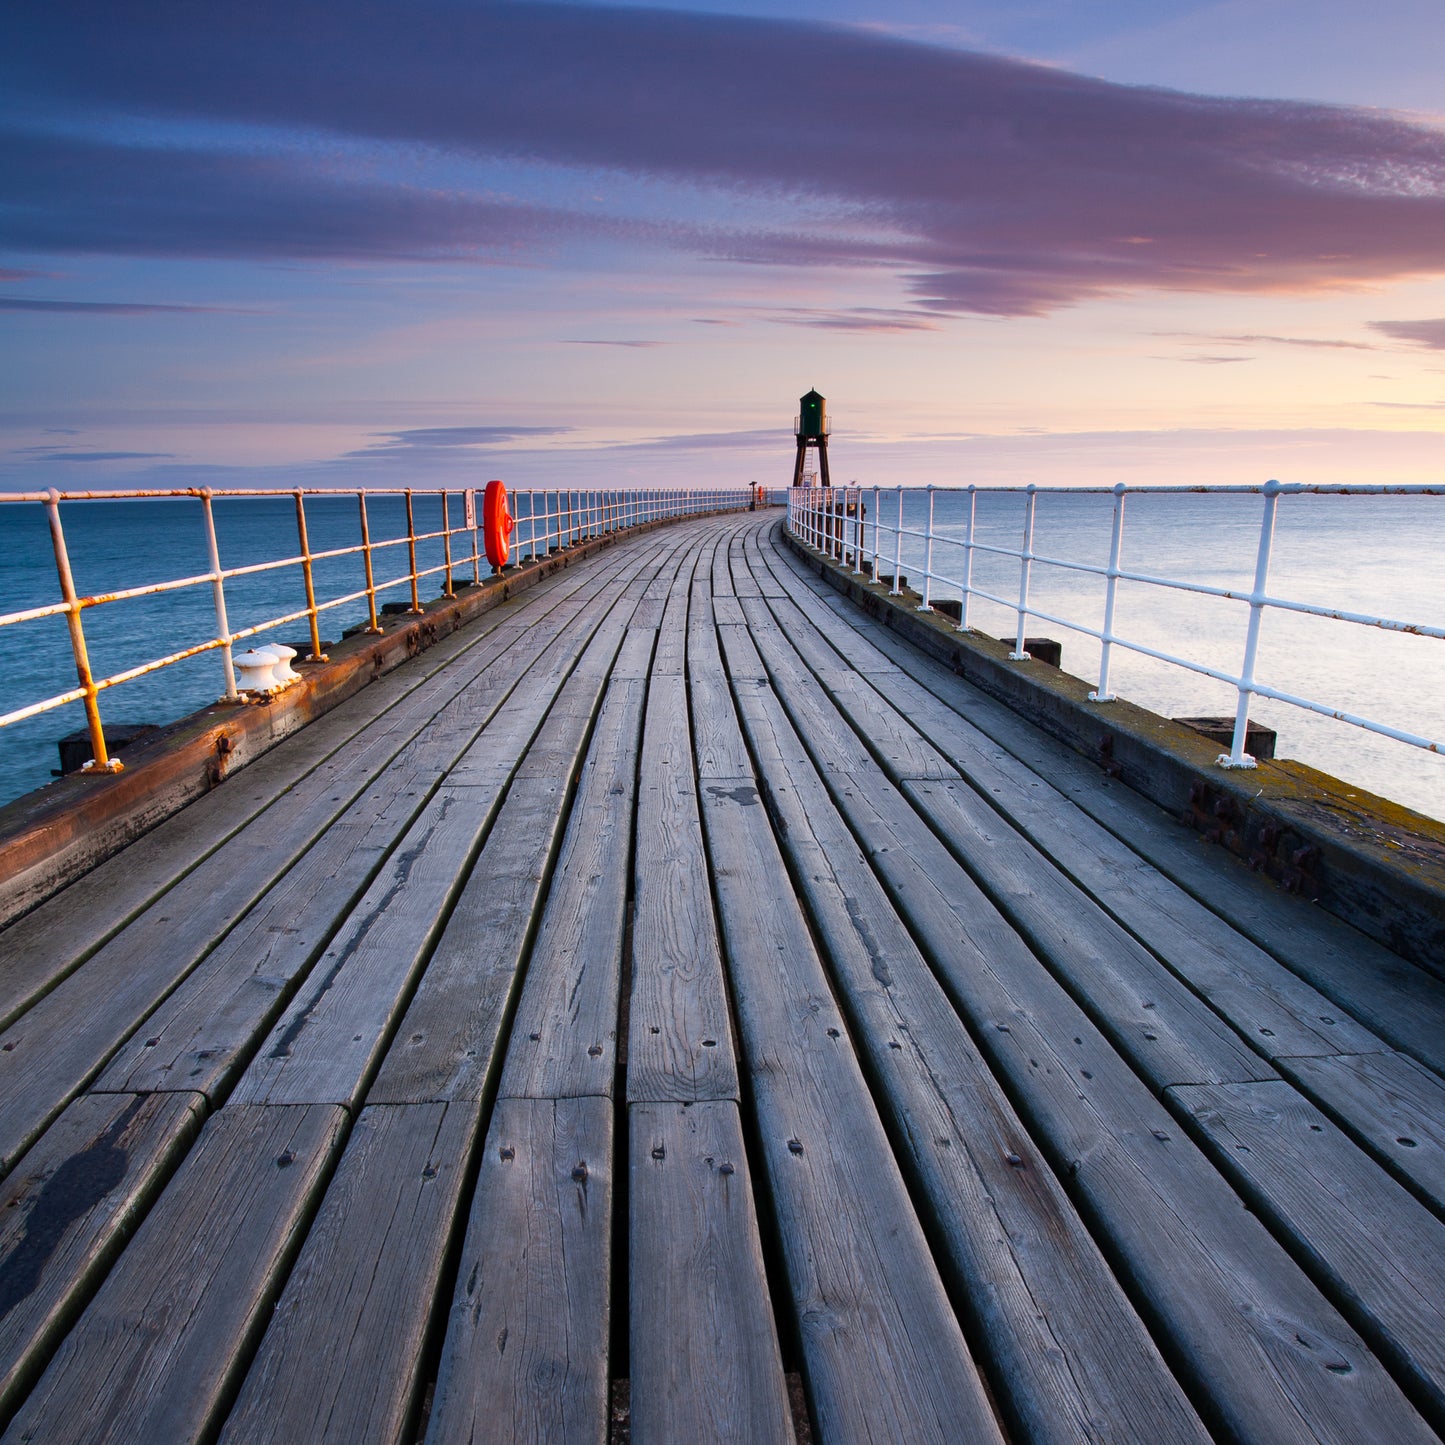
[791,388,832,488]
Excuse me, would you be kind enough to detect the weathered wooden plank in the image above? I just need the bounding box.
[93,772,460,1104]
[767,535,1445,1076]
[711,533,736,597]
[690,607,754,782]
[734,633,876,774]
[110,579,642,1109]
[711,594,747,627]
[426,1095,613,1445]
[729,535,764,598]
[0,566,582,1005]
[696,778,1006,1445]
[1171,1078,1445,1429]
[499,678,644,1103]
[747,595,856,681]
[627,669,738,1104]
[1281,1051,1445,1213]
[795,758,1432,1441]
[218,1102,473,1444]
[651,561,694,677]
[896,776,1301,1088]
[0,545,636,1029]
[720,659,1212,1442]
[910,769,1379,1061]
[232,773,563,1109]
[3,1103,346,1445]
[745,595,1272,1091]
[758,556,1384,1067]
[628,1100,793,1445]
[614,624,658,679]
[0,1091,206,1423]
[741,525,792,597]
[0,561,651,1161]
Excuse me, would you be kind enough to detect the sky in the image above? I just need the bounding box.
[3,0,1445,492]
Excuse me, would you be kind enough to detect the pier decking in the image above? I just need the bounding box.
[2,512,1444,1443]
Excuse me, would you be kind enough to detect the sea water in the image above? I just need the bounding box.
[870,488,1444,823]
[0,489,1441,823]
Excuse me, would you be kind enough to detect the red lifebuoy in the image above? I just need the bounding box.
[483,479,514,568]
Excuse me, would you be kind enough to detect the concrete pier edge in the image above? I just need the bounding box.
[782,527,1445,976]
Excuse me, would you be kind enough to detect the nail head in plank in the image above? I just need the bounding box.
[1280,1051,1445,1213]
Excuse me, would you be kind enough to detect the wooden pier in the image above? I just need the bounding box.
[1,512,1443,1443]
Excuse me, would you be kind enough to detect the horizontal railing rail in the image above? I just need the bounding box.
[0,483,770,779]
[788,481,1443,772]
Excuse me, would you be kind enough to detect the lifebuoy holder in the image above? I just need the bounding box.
[483,479,514,569]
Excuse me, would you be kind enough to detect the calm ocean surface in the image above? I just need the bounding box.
[0,490,1441,822]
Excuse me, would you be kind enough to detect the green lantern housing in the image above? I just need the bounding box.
[792,388,832,487]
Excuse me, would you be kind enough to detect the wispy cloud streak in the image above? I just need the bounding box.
[1371,318,1445,349]
[0,295,243,313]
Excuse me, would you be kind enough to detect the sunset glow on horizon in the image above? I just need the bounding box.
[4,0,1444,494]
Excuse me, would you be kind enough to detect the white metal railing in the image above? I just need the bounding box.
[788,481,1444,770]
[1,483,766,776]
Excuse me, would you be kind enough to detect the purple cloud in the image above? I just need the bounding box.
[765,307,942,333]
[0,131,616,262]
[7,3,1445,314]
[0,295,241,313]
[1171,333,1379,351]
[347,425,573,457]
[19,448,176,461]
[619,428,785,451]
[1371,319,1445,350]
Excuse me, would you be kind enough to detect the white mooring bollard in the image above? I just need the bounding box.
[234,646,287,695]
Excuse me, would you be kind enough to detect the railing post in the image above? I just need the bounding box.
[1089,484,1127,702]
[891,486,904,594]
[959,484,976,631]
[470,488,481,584]
[294,490,327,661]
[441,491,455,597]
[918,485,936,611]
[1221,479,1281,769]
[199,489,238,698]
[404,489,422,613]
[45,489,119,772]
[1010,485,1037,660]
[357,492,383,632]
[871,485,881,582]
